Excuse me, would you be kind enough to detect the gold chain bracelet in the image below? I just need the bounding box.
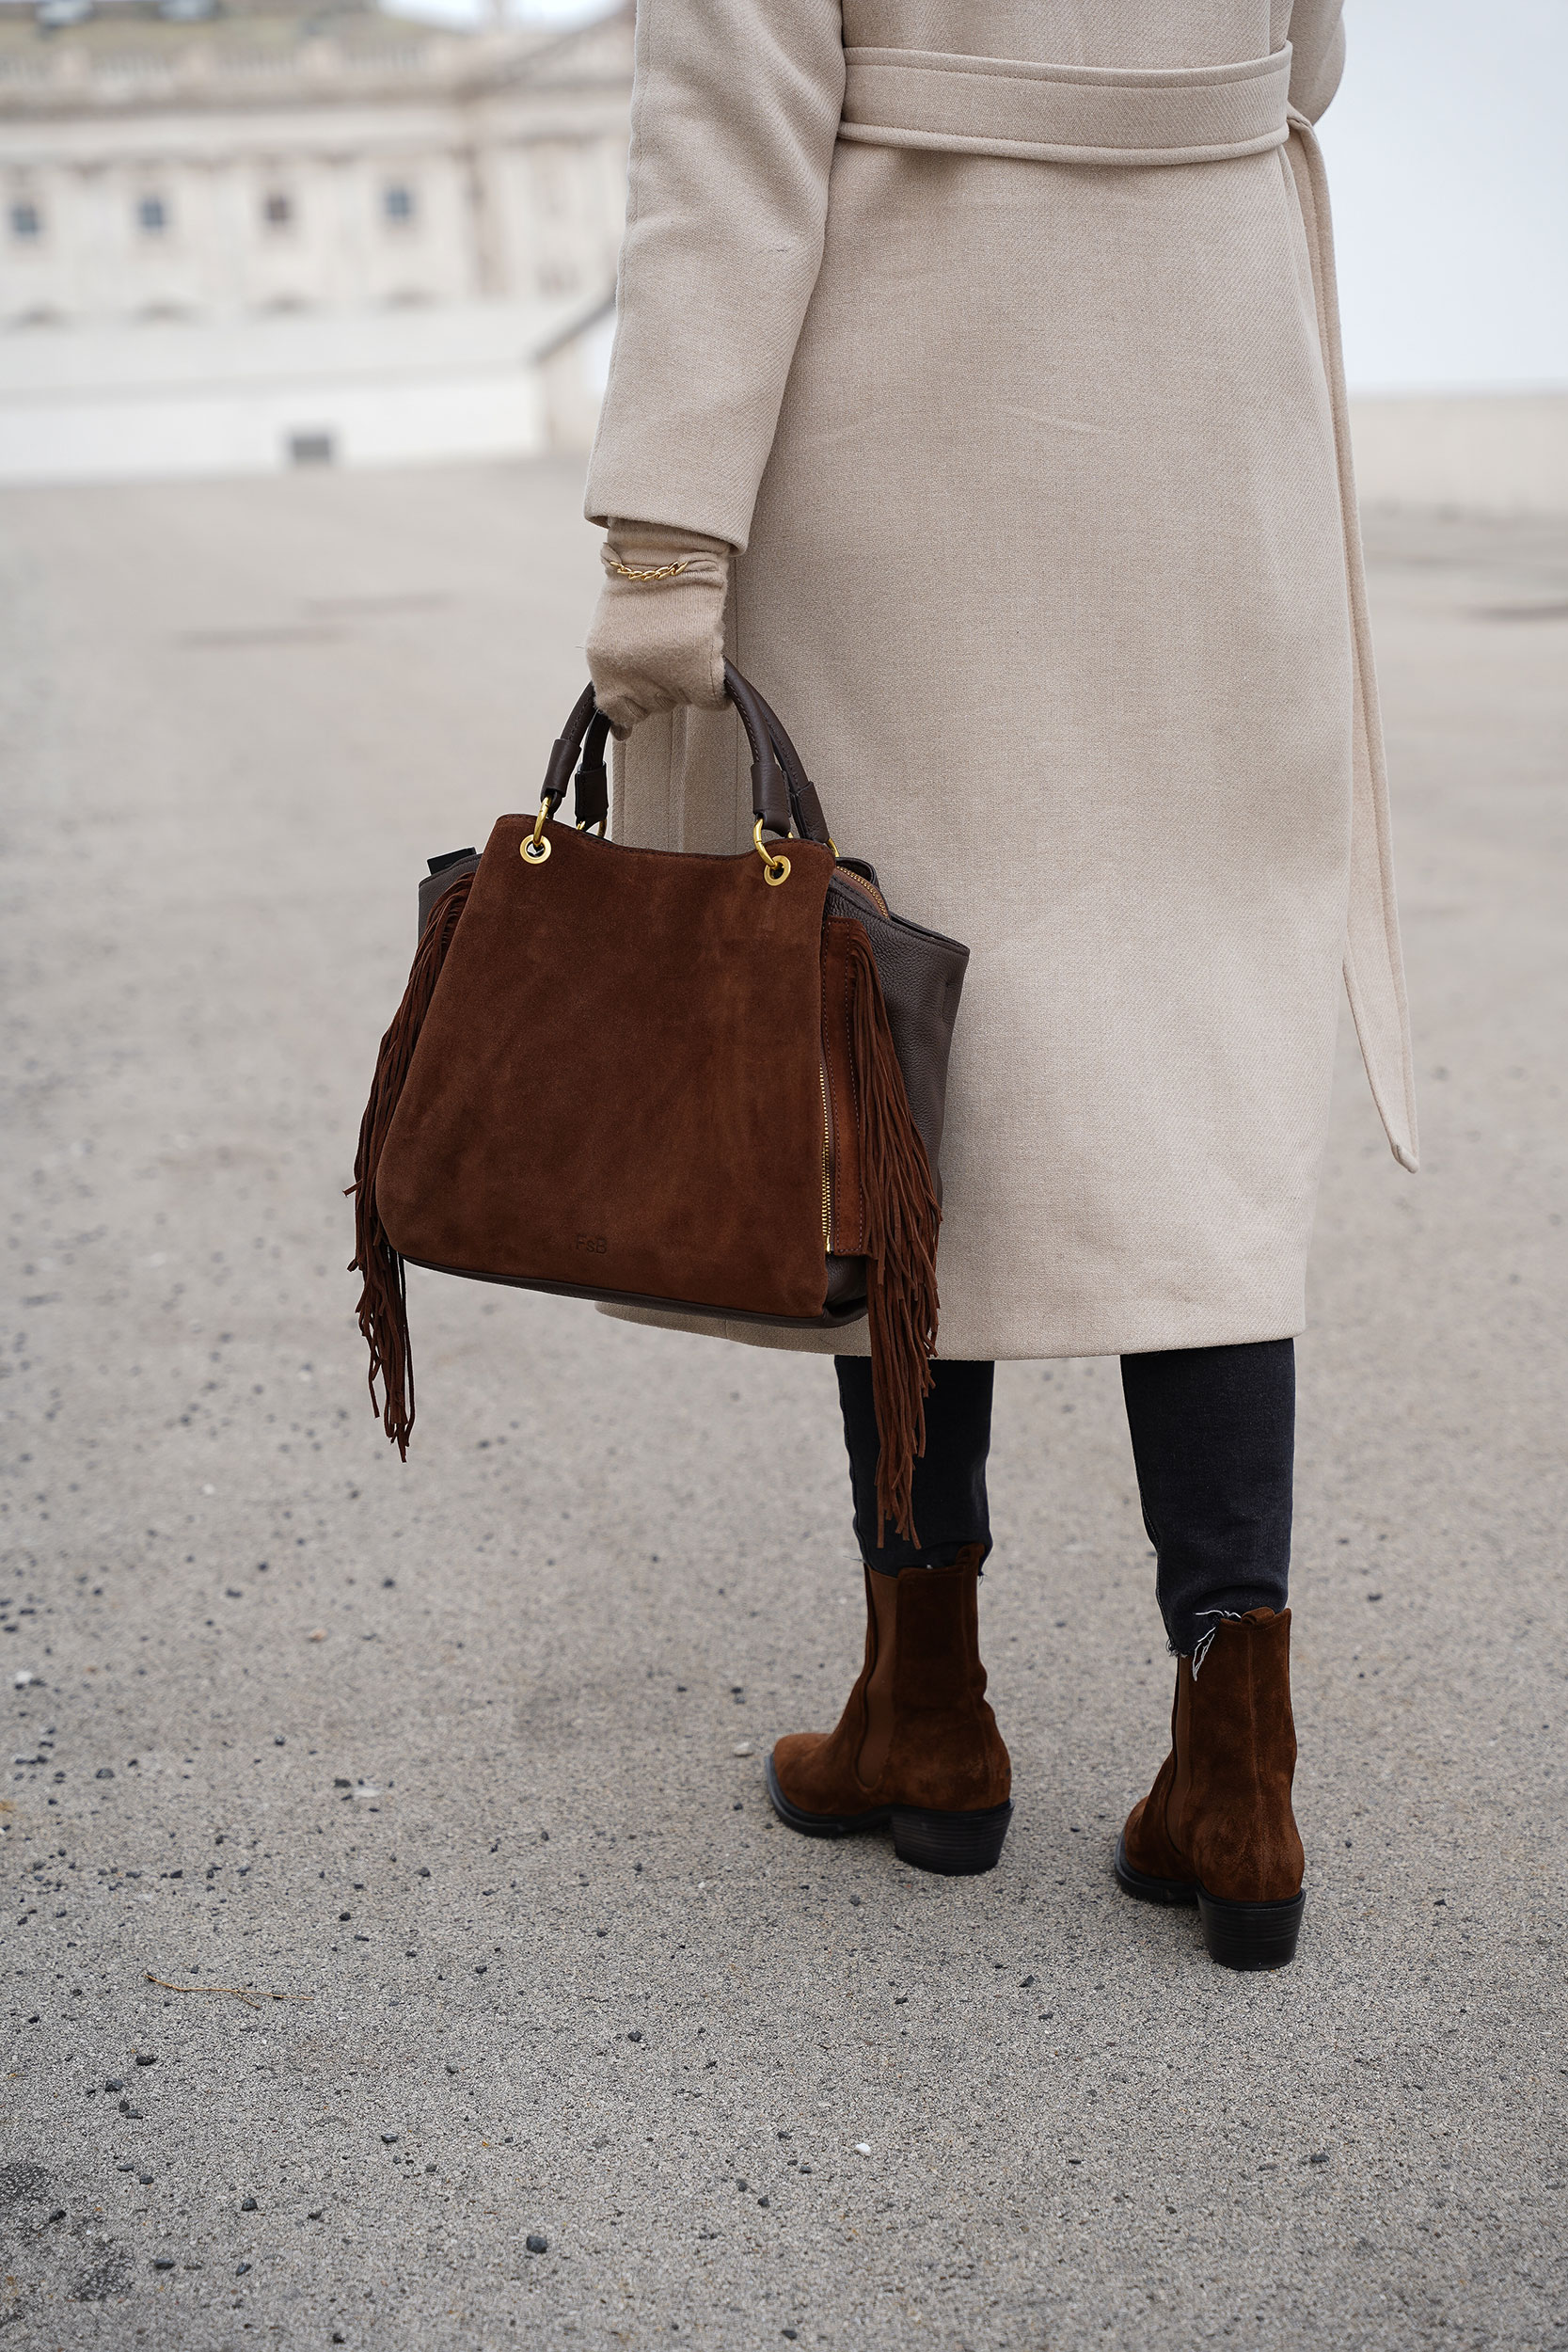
[606,556,691,582]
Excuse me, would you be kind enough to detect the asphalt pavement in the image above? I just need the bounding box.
[0,465,1564,2351]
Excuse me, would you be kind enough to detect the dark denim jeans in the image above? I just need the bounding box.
[835,1341,1295,1655]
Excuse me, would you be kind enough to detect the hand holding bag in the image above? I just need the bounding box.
[350,667,969,1541]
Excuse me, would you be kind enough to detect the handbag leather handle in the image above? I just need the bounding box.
[539,669,829,846]
[747,683,833,849]
[721,661,793,839]
[540,682,608,830]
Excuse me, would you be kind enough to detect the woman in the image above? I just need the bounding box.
[581,0,1417,1970]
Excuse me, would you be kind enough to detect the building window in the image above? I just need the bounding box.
[382,183,416,228]
[531,150,566,219]
[9,199,42,242]
[261,190,294,233]
[137,193,169,237]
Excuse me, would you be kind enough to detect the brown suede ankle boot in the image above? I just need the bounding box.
[1116,1607,1307,1970]
[766,1547,1012,1876]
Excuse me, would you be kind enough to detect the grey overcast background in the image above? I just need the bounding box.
[397,0,1568,393]
[1316,0,1568,389]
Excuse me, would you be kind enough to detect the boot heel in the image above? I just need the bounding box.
[891,1800,1012,1877]
[1196,1887,1306,1971]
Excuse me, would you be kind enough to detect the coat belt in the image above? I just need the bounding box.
[1284,114,1418,1171]
[839,44,1292,167]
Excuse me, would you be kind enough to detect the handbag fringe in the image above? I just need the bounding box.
[347,874,473,1458]
[843,920,942,1546]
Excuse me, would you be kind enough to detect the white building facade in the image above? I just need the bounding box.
[0,0,632,480]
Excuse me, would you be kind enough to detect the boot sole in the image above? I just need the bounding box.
[765,1755,1013,1877]
[1114,1834,1306,1971]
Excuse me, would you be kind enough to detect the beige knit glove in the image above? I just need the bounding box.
[585,520,732,737]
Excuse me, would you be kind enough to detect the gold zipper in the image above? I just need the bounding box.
[832,866,889,918]
[817,1054,833,1249]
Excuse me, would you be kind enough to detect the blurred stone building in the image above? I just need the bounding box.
[0,0,632,479]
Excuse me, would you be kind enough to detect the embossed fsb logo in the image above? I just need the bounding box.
[576,1233,607,1253]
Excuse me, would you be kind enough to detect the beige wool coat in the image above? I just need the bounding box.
[583,0,1418,1364]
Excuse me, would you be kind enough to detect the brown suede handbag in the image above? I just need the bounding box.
[351,666,969,1539]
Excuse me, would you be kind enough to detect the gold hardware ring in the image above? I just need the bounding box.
[521,804,553,866]
[752,816,790,887]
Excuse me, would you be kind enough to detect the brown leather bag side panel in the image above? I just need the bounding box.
[824,875,968,1200]
[374,818,836,1323]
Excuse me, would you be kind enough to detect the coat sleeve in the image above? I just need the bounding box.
[1286,0,1346,122]
[583,0,847,552]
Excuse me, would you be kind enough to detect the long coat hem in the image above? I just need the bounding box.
[596,1292,1306,1365]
